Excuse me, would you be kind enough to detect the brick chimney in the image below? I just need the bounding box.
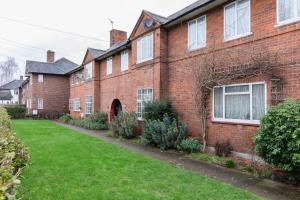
[110,29,127,47]
[47,50,55,63]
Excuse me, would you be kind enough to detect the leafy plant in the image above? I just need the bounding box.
[111,112,138,139]
[179,138,200,153]
[59,114,73,123]
[144,100,175,121]
[4,105,26,119]
[215,141,233,157]
[254,100,300,175]
[66,112,109,130]
[225,160,235,168]
[141,115,187,150]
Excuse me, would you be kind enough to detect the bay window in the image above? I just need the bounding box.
[213,82,266,124]
[137,33,153,63]
[137,88,153,119]
[188,16,206,50]
[277,0,300,25]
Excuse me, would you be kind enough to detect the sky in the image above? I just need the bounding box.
[0,0,196,78]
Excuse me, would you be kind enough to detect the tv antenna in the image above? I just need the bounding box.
[108,18,114,29]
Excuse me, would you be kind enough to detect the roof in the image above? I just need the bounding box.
[87,48,105,59]
[0,79,24,90]
[25,58,78,75]
[144,10,168,24]
[0,90,13,100]
[96,40,130,61]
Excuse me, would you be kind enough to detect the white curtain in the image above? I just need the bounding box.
[225,94,250,120]
[188,21,197,49]
[197,17,206,47]
[278,0,294,22]
[252,84,265,120]
[237,0,250,35]
[225,3,236,39]
[214,87,223,118]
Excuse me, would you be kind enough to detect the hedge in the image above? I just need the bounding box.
[0,107,29,199]
[3,105,26,119]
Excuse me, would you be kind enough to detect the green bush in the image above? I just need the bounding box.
[225,160,235,168]
[111,112,138,139]
[144,100,175,121]
[254,100,300,175]
[59,114,73,123]
[4,105,26,119]
[0,107,29,199]
[141,115,187,150]
[66,112,109,131]
[179,138,200,153]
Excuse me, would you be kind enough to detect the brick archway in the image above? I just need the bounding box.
[110,99,122,121]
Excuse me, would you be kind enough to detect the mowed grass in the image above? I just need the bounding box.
[12,120,261,200]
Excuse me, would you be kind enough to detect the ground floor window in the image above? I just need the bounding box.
[137,88,153,119]
[85,96,92,114]
[213,82,266,124]
[74,98,81,112]
[38,98,43,109]
[69,99,73,111]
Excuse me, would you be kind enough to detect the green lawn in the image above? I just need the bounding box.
[12,120,261,200]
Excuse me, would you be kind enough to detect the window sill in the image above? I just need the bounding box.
[188,45,206,52]
[224,32,253,42]
[211,119,260,126]
[275,19,300,28]
[136,57,153,64]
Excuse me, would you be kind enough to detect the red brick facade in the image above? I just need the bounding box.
[69,0,300,154]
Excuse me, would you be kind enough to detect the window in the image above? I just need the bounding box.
[224,0,251,41]
[188,16,206,50]
[29,99,32,109]
[137,33,153,63]
[69,99,73,111]
[277,0,300,25]
[213,82,266,124]
[74,98,81,112]
[106,57,113,75]
[137,88,153,119]
[121,50,129,71]
[85,62,93,80]
[38,98,43,109]
[38,74,43,83]
[85,96,92,114]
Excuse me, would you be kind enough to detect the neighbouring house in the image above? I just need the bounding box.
[69,0,300,158]
[0,90,13,105]
[22,50,78,117]
[0,76,25,104]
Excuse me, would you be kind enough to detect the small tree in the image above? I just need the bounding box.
[0,57,19,85]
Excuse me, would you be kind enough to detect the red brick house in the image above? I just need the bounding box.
[22,50,78,117]
[69,0,300,157]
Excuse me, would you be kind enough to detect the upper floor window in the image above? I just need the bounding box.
[224,0,251,41]
[38,98,43,109]
[137,33,153,63]
[85,62,93,80]
[188,16,206,50]
[277,0,300,25]
[137,88,153,119]
[121,50,129,71]
[106,57,113,75]
[38,74,43,83]
[213,82,266,124]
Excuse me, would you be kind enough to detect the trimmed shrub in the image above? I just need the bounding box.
[179,138,200,153]
[59,114,73,123]
[215,141,233,157]
[111,112,138,139]
[254,100,300,175]
[0,107,29,199]
[144,100,175,121]
[4,105,26,119]
[141,115,187,150]
[225,160,235,168]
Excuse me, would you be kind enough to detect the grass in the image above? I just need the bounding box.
[12,120,262,200]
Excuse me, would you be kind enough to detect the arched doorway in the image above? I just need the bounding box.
[110,99,122,121]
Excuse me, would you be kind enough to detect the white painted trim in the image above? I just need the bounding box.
[136,87,153,119]
[136,33,154,64]
[276,0,300,26]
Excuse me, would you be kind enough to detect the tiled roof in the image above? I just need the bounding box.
[25,58,78,75]
[0,80,24,90]
[87,48,105,59]
[0,90,13,100]
[144,10,169,24]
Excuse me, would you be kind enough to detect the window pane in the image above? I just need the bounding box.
[298,0,300,17]
[225,85,249,93]
[252,84,265,120]
[278,0,294,22]
[225,4,236,39]
[225,94,250,120]
[237,0,250,35]
[188,21,197,49]
[214,87,223,118]
[197,17,206,47]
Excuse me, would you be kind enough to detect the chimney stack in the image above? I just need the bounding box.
[110,29,127,47]
[47,50,55,63]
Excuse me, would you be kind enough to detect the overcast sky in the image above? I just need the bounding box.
[0,0,196,78]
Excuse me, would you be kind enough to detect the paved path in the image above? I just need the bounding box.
[54,121,300,200]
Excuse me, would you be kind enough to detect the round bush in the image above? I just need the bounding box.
[179,138,200,153]
[254,100,300,173]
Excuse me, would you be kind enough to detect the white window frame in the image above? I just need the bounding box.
[121,50,129,71]
[137,88,153,120]
[85,96,92,115]
[69,99,73,111]
[136,33,153,64]
[224,0,252,41]
[37,98,43,109]
[212,82,267,125]
[74,98,81,112]
[276,0,300,26]
[106,57,113,75]
[38,74,43,83]
[85,62,93,80]
[188,15,207,51]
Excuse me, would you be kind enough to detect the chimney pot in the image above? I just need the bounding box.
[110,29,127,47]
[47,50,55,63]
